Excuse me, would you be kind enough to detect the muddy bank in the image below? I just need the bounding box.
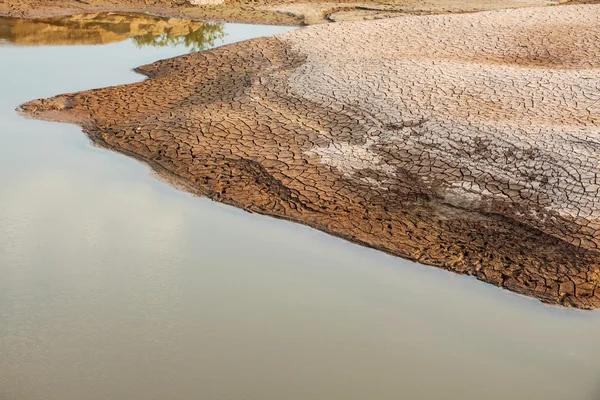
[0,0,302,25]
[21,5,600,309]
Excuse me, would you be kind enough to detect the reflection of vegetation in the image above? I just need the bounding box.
[132,22,225,52]
[0,14,225,48]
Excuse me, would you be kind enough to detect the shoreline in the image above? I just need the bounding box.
[22,101,599,310]
[18,4,600,309]
[0,0,302,26]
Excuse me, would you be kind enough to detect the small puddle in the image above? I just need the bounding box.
[0,13,599,400]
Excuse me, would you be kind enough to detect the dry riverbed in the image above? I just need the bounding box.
[16,4,600,309]
[0,0,589,25]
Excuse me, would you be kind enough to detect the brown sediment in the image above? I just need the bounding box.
[0,0,303,25]
[19,4,600,309]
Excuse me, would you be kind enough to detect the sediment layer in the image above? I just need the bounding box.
[21,5,600,308]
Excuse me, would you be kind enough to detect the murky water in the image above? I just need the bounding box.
[1,14,599,400]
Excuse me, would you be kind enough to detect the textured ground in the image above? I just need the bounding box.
[257,0,565,24]
[20,4,600,308]
[0,0,302,25]
[0,0,580,25]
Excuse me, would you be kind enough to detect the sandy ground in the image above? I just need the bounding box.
[0,0,584,25]
[258,0,566,24]
[19,4,600,309]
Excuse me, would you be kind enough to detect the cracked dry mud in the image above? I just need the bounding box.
[21,4,600,309]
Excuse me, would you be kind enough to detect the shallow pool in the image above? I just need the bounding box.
[0,13,599,400]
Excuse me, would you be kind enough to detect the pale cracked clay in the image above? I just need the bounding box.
[21,5,600,309]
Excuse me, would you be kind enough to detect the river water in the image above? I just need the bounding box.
[0,13,599,400]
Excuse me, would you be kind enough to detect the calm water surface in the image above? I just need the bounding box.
[1,14,600,400]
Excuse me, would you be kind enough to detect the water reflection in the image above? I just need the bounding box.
[132,22,225,52]
[0,12,224,50]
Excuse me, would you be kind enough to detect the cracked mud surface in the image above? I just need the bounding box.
[21,4,600,308]
[0,0,584,25]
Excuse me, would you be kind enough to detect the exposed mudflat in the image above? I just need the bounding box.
[0,0,302,25]
[21,4,600,309]
[0,0,581,25]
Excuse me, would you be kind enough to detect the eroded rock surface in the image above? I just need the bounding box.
[22,5,600,308]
